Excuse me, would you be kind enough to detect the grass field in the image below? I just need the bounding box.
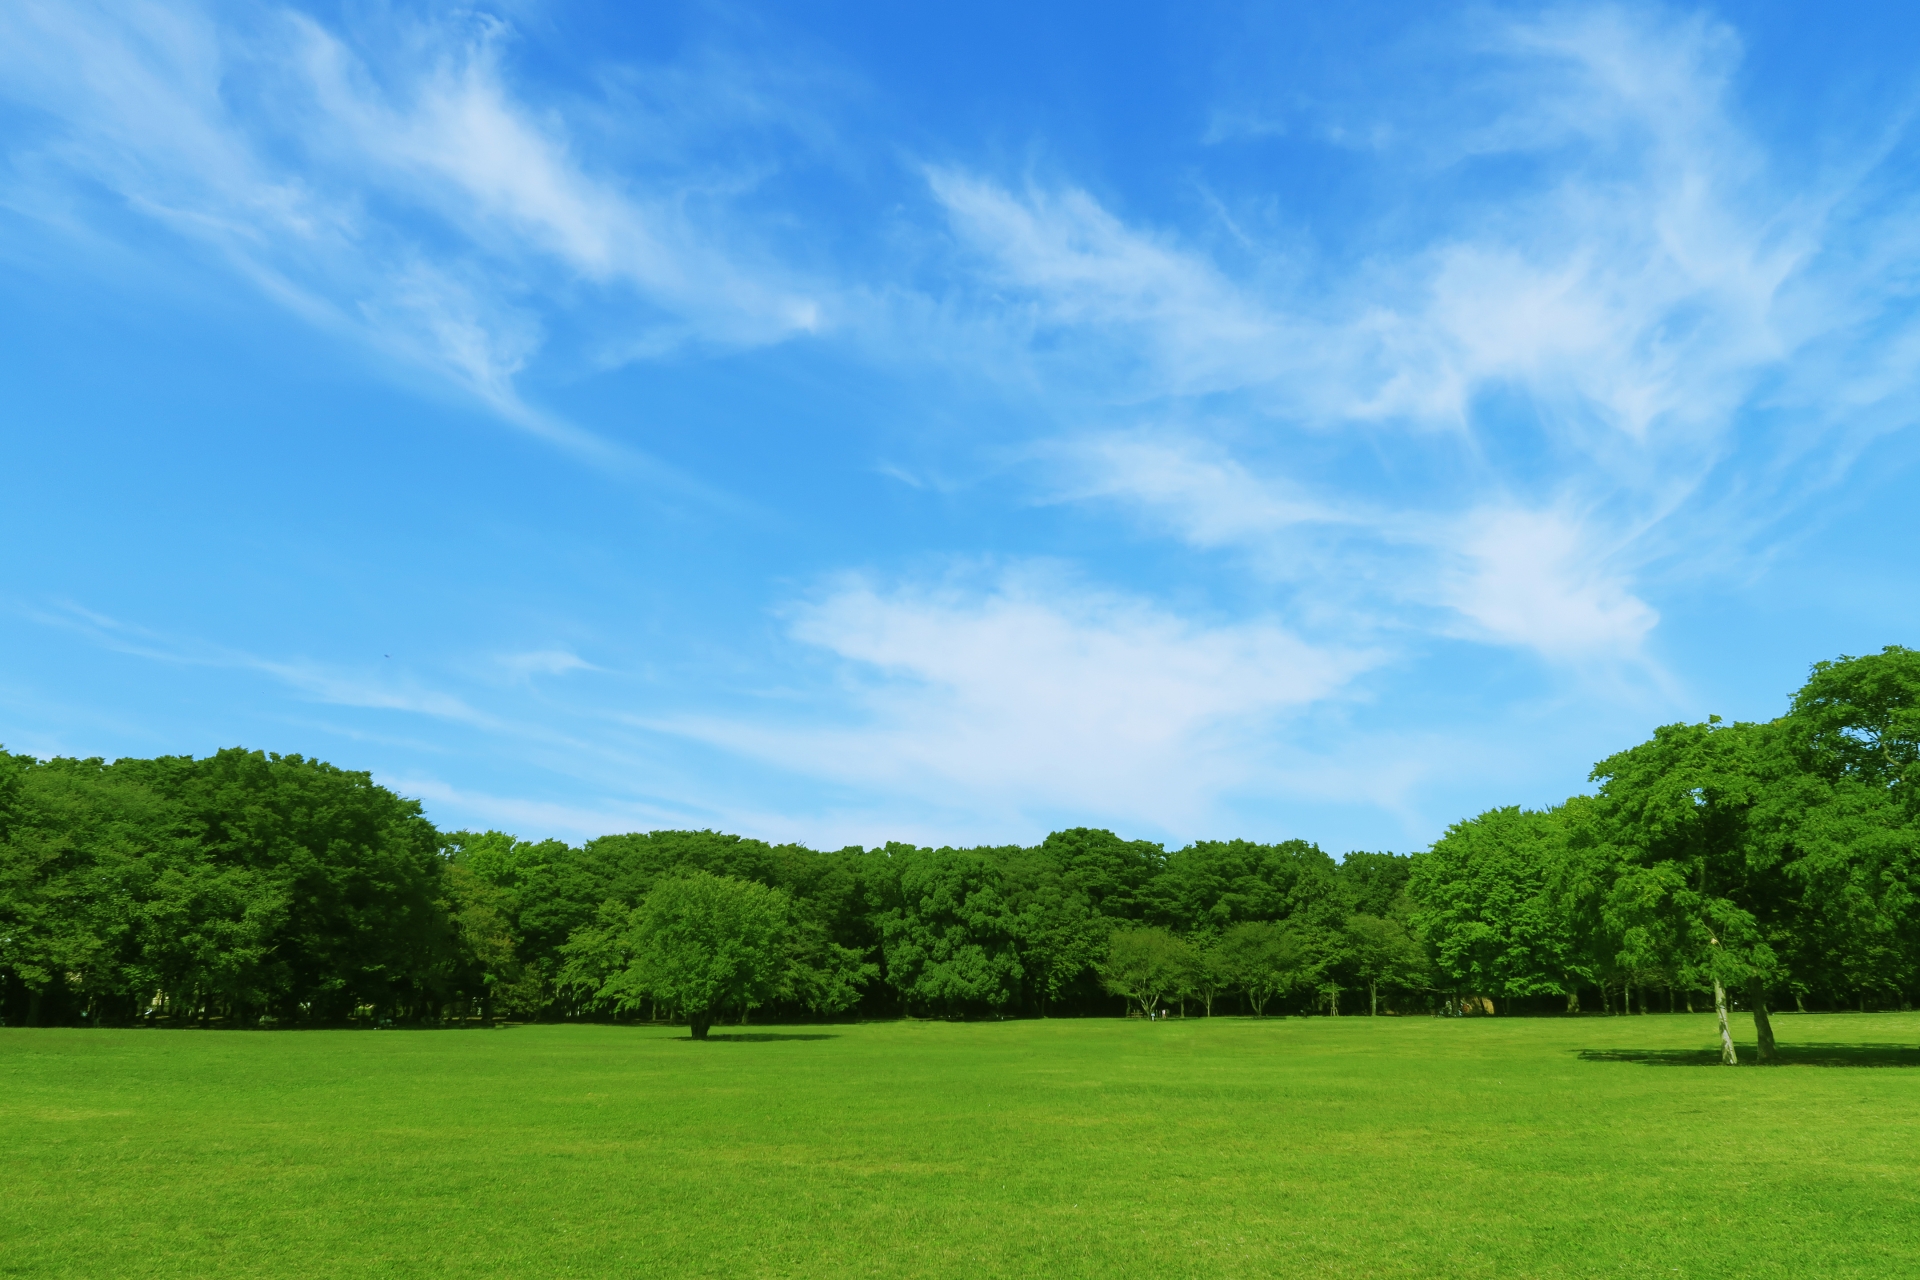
[4,1013,1918,1278]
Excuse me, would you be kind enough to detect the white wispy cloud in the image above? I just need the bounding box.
[24,600,503,728]
[1050,434,1662,661]
[932,4,1918,666]
[1440,506,1658,655]
[654,566,1379,830]
[0,0,828,467]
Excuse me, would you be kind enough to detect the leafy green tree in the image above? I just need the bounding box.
[0,756,176,1025]
[1189,936,1232,1016]
[782,914,878,1016]
[877,846,1024,1016]
[1031,828,1164,921]
[443,830,574,1018]
[1215,921,1309,1016]
[611,872,791,1040]
[1101,926,1196,1017]
[1590,719,1795,1063]
[1409,806,1584,1015]
[440,857,520,1024]
[1013,890,1112,1017]
[1780,648,1920,1008]
[1790,646,1920,810]
[1344,913,1427,1015]
[553,899,631,1015]
[1337,852,1414,918]
[991,830,1155,1016]
[1147,839,1341,934]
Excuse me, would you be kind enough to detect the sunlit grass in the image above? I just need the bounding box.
[4,1012,1917,1277]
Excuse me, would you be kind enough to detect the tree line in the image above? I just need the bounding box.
[2,648,1914,1059]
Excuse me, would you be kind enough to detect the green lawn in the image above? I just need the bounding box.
[4,1013,1917,1278]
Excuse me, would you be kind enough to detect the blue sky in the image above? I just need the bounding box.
[3,1,1918,853]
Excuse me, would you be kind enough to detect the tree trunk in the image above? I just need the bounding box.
[1370,980,1378,1017]
[1794,990,1807,1014]
[689,1016,712,1041]
[1746,978,1777,1063]
[1713,977,1739,1065]
[1566,991,1579,1014]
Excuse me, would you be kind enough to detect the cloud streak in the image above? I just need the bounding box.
[0,1,828,472]
[656,566,1380,831]
[928,5,1920,669]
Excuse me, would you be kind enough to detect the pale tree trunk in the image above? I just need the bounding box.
[1713,977,1739,1065]
[1746,978,1777,1063]
[1566,991,1579,1014]
[1370,980,1378,1017]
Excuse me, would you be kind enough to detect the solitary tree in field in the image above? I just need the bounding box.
[620,871,790,1040]
[1101,927,1196,1017]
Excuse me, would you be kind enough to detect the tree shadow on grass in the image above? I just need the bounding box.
[1578,1044,1920,1068]
[675,1033,840,1043]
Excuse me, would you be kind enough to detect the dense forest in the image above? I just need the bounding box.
[3,648,1915,1052]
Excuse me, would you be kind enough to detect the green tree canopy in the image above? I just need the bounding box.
[877,846,1023,1016]
[614,871,791,1040]
[1101,926,1197,1017]
[1590,719,1796,1062]
[1409,805,1583,1012]
[1214,921,1309,1016]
